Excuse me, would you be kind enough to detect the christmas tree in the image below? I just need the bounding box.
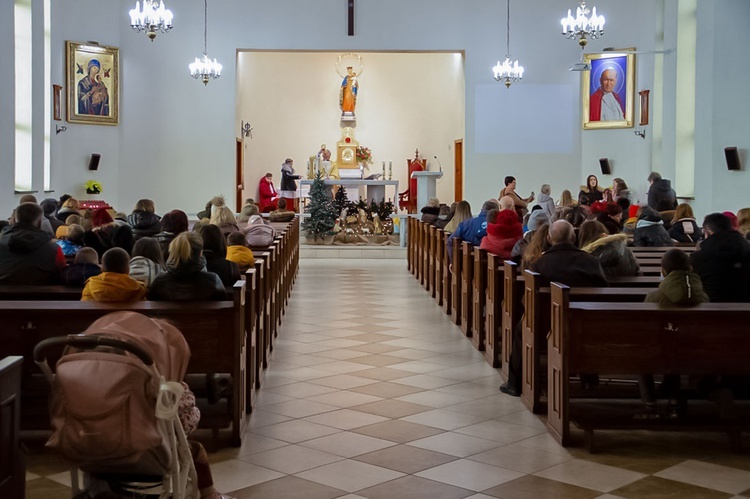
[333,185,350,217]
[302,171,337,240]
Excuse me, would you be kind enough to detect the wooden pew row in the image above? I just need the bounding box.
[520,269,656,413]
[0,356,24,498]
[548,283,750,452]
[0,281,247,447]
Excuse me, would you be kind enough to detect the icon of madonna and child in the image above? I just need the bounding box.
[77,58,110,116]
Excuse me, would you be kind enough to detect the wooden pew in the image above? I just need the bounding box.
[244,268,257,412]
[520,270,654,414]
[441,230,452,315]
[0,285,82,300]
[451,238,463,326]
[0,357,24,499]
[460,241,474,337]
[0,281,247,447]
[485,254,503,367]
[501,260,522,381]
[547,283,750,452]
[434,228,444,306]
[471,247,488,351]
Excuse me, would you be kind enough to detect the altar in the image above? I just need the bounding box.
[299,179,400,205]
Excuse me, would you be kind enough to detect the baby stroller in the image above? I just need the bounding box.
[34,311,199,498]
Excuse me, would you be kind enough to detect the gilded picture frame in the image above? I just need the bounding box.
[581,52,635,130]
[66,41,119,126]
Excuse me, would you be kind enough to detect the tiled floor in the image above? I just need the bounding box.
[25,259,750,498]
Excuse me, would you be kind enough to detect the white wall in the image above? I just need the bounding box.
[694,0,750,217]
[236,51,464,206]
[3,0,746,219]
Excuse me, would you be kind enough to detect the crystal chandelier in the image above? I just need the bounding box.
[493,0,524,88]
[561,1,605,47]
[129,0,173,42]
[189,0,222,85]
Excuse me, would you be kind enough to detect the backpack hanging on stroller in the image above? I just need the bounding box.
[34,311,199,498]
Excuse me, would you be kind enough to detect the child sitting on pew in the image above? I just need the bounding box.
[81,247,147,302]
[60,247,102,287]
[637,248,709,419]
[226,231,255,271]
[56,223,84,257]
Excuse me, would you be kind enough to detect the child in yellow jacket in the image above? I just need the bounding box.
[226,231,255,272]
[82,247,147,302]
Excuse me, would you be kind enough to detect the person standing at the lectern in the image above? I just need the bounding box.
[279,158,301,213]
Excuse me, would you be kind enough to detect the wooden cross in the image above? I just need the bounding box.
[348,0,354,36]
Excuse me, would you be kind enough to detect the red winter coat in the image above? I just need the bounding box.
[258,179,278,213]
[479,210,523,259]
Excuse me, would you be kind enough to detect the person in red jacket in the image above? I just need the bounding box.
[258,172,278,213]
[479,208,523,259]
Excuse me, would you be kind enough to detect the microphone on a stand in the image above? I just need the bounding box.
[434,155,443,173]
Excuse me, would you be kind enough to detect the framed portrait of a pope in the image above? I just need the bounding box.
[581,52,635,130]
[66,41,119,125]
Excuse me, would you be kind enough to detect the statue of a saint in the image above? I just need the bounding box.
[340,66,358,120]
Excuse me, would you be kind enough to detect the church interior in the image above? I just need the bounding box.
[3,0,750,498]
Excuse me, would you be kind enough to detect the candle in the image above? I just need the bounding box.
[382,160,386,178]
[388,161,392,180]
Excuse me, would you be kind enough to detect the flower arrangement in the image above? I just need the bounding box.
[356,146,372,164]
[85,180,103,194]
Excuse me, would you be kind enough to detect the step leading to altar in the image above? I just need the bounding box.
[301,245,406,259]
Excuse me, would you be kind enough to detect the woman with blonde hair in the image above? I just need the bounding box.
[444,200,472,234]
[210,205,240,238]
[668,203,702,243]
[149,231,226,301]
[737,208,750,236]
[521,223,551,271]
[557,190,576,210]
[56,197,81,222]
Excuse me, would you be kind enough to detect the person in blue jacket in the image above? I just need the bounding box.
[446,198,500,263]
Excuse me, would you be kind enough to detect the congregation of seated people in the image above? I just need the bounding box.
[0,195,276,304]
[414,171,750,416]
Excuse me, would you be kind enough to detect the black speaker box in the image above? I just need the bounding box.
[88,153,101,171]
[725,147,741,171]
[599,158,611,175]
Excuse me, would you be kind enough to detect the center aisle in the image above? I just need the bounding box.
[210,260,750,499]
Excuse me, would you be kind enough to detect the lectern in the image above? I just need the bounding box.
[411,171,443,212]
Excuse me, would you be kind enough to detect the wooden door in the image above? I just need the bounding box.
[454,139,463,202]
[236,138,244,213]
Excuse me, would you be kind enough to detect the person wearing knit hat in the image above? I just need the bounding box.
[512,209,550,260]
[723,211,739,231]
[40,198,65,234]
[480,209,523,259]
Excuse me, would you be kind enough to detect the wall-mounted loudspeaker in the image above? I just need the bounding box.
[88,153,101,171]
[599,158,611,175]
[725,147,741,171]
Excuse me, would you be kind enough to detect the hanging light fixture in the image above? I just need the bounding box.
[493,0,524,88]
[561,1,605,48]
[129,0,173,42]
[189,0,222,85]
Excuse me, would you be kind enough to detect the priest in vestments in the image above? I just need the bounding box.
[589,69,625,121]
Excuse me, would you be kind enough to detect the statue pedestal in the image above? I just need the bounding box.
[411,171,443,212]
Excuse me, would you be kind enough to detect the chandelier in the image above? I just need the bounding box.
[129,0,173,41]
[189,0,222,85]
[561,1,605,47]
[493,0,524,88]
